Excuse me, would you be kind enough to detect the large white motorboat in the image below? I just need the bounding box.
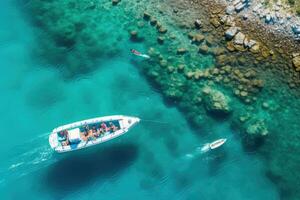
[49,115,140,153]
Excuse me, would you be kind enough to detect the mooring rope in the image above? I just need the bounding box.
[140,118,170,125]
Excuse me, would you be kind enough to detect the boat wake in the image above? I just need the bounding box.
[0,132,56,185]
[198,143,211,153]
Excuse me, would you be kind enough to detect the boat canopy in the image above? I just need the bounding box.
[68,128,81,143]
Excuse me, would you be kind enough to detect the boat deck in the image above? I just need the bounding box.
[57,120,121,148]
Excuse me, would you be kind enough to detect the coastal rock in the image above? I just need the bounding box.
[159,59,168,68]
[202,86,232,115]
[234,32,245,45]
[211,47,225,56]
[210,17,221,28]
[252,79,264,88]
[150,17,157,26]
[243,14,248,20]
[246,119,269,137]
[265,14,272,23]
[194,19,202,29]
[205,36,214,47]
[250,43,260,53]
[185,71,194,79]
[158,27,167,34]
[216,54,234,66]
[199,44,209,54]
[177,48,187,55]
[245,39,256,48]
[143,12,151,20]
[167,66,175,73]
[226,41,236,52]
[292,56,300,71]
[292,25,300,34]
[225,27,240,40]
[220,15,235,26]
[112,0,120,6]
[157,36,164,44]
[235,3,246,12]
[130,30,139,41]
[192,34,205,44]
[177,64,185,72]
[226,5,235,15]
[188,32,194,39]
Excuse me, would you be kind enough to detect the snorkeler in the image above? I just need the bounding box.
[130,49,150,59]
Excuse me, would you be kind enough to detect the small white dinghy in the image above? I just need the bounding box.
[49,115,140,153]
[209,138,227,150]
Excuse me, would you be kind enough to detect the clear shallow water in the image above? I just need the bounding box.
[0,1,280,199]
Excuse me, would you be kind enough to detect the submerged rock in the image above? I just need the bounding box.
[202,86,232,115]
[157,36,164,44]
[177,48,187,55]
[192,34,205,44]
[143,12,151,20]
[177,64,185,72]
[112,0,120,6]
[246,119,269,137]
[158,27,168,34]
[199,44,209,54]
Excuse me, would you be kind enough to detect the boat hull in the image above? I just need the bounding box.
[209,138,227,150]
[49,115,140,153]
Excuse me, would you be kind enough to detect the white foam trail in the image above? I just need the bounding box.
[1,132,56,183]
[8,162,24,170]
[184,153,194,159]
[198,143,211,153]
[140,54,150,59]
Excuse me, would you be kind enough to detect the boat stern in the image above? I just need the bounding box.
[49,132,59,150]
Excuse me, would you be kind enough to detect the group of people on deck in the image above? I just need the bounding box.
[58,121,119,145]
[83,122,119,140]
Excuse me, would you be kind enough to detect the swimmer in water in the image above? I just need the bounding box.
[130,49,150,58]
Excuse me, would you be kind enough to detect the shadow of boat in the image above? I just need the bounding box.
[41,143,138,196]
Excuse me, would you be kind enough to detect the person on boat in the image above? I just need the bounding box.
[61,130,69,146]
[101,122,109,132]
[130,49,141,56]
[84,124,89,136]
[92,126,97,133]
[58,131,65,138]
[93,125,100,138]
[109,122,118,132]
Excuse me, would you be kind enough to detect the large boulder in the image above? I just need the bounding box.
[202,86,232,115]
[234,32,245,45]
[225,27,240,40]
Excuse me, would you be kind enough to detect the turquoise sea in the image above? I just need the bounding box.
[0,0,288,199]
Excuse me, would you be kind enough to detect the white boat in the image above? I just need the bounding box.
[49,115,140,153]
[209,138,227,150]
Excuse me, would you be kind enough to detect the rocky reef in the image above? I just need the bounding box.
[202,86,232,115]
[25,0,130,77]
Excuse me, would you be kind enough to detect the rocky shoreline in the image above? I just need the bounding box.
[135,0,300,198]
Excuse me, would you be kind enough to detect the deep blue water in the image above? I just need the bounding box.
[0,1,280,199]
